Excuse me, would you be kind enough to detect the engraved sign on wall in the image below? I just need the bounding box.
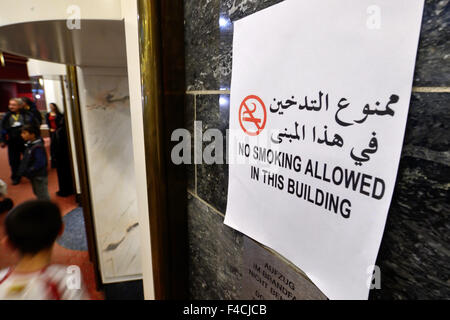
[241,237,326,300]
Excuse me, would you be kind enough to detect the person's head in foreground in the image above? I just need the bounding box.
[4,200,62,257]
[0,200,88,300]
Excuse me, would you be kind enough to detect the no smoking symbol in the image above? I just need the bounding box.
[239,95,267,136]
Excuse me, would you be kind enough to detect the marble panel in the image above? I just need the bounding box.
[413,0,450,86]
[371,157,450,299]
[195,94,230,213]
[187,193,243,299]
[184,0,449,90]
[403,93,449,158]
[185,94,195,191]
[78,69,142,282]
[184,0,234,91]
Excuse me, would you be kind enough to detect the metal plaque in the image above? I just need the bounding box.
[241,237,327,300]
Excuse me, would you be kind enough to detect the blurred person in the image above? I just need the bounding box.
[17,124,50,200]
[54,116,74,197]
[45,103,63,168]
[0,179,13,214]
[0,200,89,299]
[0,98,36,185]
[21,97,42,125]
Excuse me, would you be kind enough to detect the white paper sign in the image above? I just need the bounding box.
[224,0,424,300]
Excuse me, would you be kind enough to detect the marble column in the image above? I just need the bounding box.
[77,67,142,283]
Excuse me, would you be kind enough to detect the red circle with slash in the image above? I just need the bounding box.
[239,95,267,136]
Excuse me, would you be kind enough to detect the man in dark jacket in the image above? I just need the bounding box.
[18,124,50,200]
[0,98,38,185]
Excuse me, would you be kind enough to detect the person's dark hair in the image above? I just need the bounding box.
[5,200,62,254]
[49,103,62,115]
[22,124,41,137]
[21,97,36,109]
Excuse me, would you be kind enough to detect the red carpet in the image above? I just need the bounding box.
[0,138,103,300]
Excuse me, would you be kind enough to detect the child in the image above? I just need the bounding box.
[0,200,89,299]
[17,124,50,200]
[0,179,13,214]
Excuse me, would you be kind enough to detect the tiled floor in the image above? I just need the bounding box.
[0,138,103,300]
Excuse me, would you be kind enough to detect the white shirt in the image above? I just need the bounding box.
[0,265,89,300]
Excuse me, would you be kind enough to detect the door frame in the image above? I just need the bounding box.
[65,65,102,289]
